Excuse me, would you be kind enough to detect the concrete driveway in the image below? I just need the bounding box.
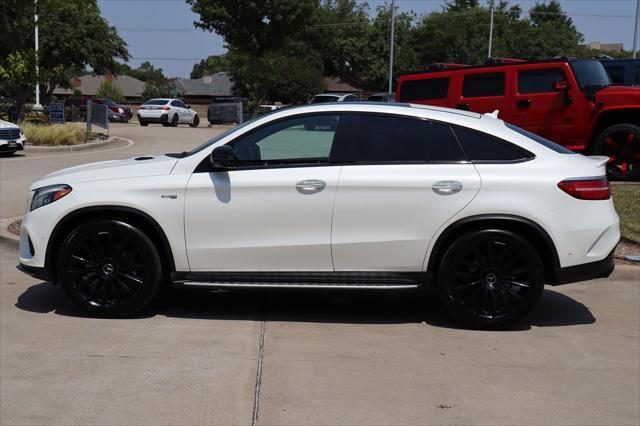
[1,123,639,425]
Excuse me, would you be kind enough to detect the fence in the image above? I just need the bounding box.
[207,102,248,125]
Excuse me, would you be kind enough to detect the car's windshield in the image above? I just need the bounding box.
[570,59,611,90]
[144,99,168,105]
[309,95,339,104]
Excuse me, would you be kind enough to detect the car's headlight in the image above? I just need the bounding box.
[118,108,124,113]
[30,185,72,211]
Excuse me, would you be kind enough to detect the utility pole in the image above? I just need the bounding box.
[634,0,639,59]
[34,0,42,110]
[488,5,495,59]
[388,0,396,94]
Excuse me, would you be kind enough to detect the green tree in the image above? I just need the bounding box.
[95,81,124,103]
[187,0,318,111]
[142,80,179,99]
[522,0,584,59]
[0,0,129,114]
[190,54,230,79]
[128,61,166,83]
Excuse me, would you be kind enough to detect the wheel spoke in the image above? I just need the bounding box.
[455,279,482,292]
[503,286,526,304]
[117,272,143,285]
[605,137,620,148]
[504,280,531,288]
[71,255,96,266]
[115,277,133,296]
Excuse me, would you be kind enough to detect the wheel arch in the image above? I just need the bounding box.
[45,206,176,278]
[426,214,560,284]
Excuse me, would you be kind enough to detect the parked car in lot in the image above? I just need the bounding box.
[0,119,26,156]
[137,98,199,127]
[18,103,619,329]
[367,92,395,102]
[91,98,133,122]
[396,58,640,180]
[599,58,640,87]
[309,93,360,103]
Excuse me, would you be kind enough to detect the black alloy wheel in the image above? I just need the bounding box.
[190,114,199,128]
[171,113,179,127]
[593,123,640,181]
[57,220,162,317]
[437,229,544,329]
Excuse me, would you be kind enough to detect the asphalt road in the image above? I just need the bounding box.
[1,122,639,425]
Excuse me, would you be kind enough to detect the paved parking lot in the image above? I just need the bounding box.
[1,123,639,425]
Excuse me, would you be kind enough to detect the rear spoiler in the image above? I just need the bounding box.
[587,155,609,168]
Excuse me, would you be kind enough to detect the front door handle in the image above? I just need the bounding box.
[432,180,463,195]
[516,99,531,109]
[295,179,326,194]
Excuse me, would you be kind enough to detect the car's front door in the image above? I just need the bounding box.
[184,113,344,271]
[330,113,481,271]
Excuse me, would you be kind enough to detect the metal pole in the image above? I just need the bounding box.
[488,5,495,59]
[388,0,396,93]
[633,0,639,59]
[34,0,42,109]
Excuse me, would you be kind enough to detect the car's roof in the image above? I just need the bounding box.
[398,58,579,78]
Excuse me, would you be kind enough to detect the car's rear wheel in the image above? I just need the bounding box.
[57,220,163,317]
[593,123,640,181]
[190,114,199,128]
[437,229,544,329]
[171,113,179,127]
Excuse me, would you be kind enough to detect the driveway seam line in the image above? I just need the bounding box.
[252,319,266,426]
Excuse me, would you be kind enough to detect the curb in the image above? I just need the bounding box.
[0,216,20,249]
[24,136,115,153]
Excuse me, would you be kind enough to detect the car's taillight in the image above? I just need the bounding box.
[162,106,170,110]
[558,177,610,200]
[138,106,146,109]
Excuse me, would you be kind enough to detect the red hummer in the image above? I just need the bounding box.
[396,58,640,180]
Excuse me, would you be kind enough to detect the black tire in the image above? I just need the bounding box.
[190,115,199,128]
[171,113,179,127]
[140,121,148,127]
[57,220,163,317]
[592,123,640,181]
[0,151,16,157]
[437,229,544,330]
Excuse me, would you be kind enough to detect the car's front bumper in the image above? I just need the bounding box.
[552,248,615,285]
[17,263,53,282]
[0,136,26,151]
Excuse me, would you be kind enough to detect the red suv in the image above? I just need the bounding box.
[396,58,640,180]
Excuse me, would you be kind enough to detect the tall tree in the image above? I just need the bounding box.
[190,54,230,79]
[187,0,318,110]
[0,0,129,113]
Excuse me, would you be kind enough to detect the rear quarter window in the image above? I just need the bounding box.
[453,126,534,162]
[399,77,450,102]
[505,123,575,154]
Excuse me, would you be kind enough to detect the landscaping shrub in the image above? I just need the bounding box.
[21,122,86,146]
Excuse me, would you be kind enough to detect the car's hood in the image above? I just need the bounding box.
[31,154,179,189]
[595,85,640,105]
[0,119,19,129]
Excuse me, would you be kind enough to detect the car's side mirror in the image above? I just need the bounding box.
[187,105,192,109]
[553,80,569,91]
[210,145,236,170]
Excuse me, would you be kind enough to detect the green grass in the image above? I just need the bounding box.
[611,184,640,242]
[22,122,87,146]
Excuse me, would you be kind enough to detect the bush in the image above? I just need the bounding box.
[22,122,87,146]
[95,81,124,103]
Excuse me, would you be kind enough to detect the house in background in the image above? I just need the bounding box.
[52,73,145,102]
[172,72,234,105]
[323,76,364,97]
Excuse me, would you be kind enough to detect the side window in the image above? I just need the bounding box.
[453,125,533,162]
[170,100,181,107]
[335,114,466,163]
[345,95,358,101]
[462,72,505,98]
[230,114,341,165]
[399,77,450,102]
[518,68,567,94]
[178,101,188,108]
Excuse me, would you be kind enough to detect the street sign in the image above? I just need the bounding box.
[86,101,108,135]
[49,102,65,124]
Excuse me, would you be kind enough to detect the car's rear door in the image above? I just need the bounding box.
[184,113,344,271]
[330,113,481,271]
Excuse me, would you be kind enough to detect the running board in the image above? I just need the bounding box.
[174,281,419,290]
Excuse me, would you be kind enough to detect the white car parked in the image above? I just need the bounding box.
[309,93,359,103]
[0,119,26,156]
[18,103,619,328]
[137,98,199,127]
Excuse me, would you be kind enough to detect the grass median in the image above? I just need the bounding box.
[22,122,87,146]
[611,184,640,243]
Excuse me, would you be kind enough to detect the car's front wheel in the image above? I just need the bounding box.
[170,113,179,127]
[190,114,199,128]
[57,220,163,317]
[437,229,544,329]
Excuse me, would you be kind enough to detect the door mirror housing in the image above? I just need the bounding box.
[187,105,192,109]
[210,145,237,170]
[553,80,569,91]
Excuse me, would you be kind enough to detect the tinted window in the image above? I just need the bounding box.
[505,123,574,154]
[636,66,640,85]
[230,114,340,165]
[453,126,533,162]
[570,59,611,89]
[336,114,465,163]
[399,77,450,102]
[518,69,567,94]
[177,101,188,108]
[605,66,625,85]
[462,73,505,97]
[309,96,339,104]
[345,95,359,101]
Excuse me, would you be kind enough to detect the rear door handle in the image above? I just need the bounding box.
[295,179,326,194]
[432,180,463,195]
[516,99,531,109]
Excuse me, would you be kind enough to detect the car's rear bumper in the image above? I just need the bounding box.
[552,248,615,285]
[137,114,168,123]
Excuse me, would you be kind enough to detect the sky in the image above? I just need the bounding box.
[97,0,639,78]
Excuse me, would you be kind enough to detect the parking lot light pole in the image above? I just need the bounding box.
[388,0,395,94]
[488,5,495,59]
[634,0,639,59]
[34,0,42,110]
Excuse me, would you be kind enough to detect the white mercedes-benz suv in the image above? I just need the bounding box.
[18,103,619,328]
[0,119,26,156]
